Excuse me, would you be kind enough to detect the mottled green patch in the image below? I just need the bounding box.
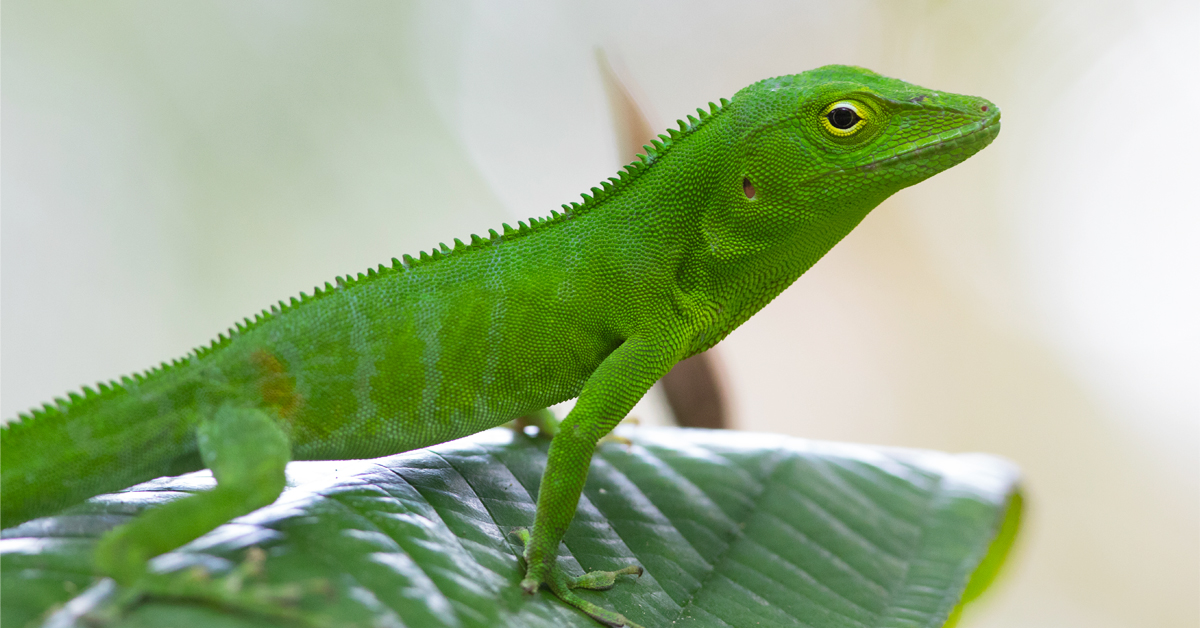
[370,308,426,437]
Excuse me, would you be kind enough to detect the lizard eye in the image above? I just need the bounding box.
[820,100,868,137]
[828,107,859,129]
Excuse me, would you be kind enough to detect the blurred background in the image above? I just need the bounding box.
[2,2,1196,626]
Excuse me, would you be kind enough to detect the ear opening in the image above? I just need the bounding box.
[742,177,757,199]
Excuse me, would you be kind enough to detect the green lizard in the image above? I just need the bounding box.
[1,65,999,627]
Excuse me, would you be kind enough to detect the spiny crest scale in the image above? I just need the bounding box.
[4,94,733,427]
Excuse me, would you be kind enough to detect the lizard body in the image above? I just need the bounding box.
[1,65,999,626]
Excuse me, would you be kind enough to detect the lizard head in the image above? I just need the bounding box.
[699,65,999,266]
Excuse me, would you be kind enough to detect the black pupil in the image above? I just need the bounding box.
[827,107,860,130]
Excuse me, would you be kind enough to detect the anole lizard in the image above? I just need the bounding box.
[1,65,999,627]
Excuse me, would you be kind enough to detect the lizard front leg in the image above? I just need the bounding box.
[520,334,680,628]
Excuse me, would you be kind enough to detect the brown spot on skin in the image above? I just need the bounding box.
[251,349,303,419]
[910,94,928,103]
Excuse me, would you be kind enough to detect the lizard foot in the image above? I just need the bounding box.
[514,528,645,628]
[79,547,336,627]
[140,547,332,611]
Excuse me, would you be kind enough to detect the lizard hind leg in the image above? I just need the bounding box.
[94,402,291,584]
[86,403,333,623]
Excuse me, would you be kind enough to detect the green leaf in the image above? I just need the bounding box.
[2,428,1020,627]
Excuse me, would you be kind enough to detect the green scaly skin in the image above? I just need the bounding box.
[1,65,999,627]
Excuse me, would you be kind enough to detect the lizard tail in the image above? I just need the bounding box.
[1,370,204,529]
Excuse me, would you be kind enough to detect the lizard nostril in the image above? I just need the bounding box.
[743,177,756,199]
[981,105,989,112]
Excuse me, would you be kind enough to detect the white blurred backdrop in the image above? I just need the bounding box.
[3,2,1197,626]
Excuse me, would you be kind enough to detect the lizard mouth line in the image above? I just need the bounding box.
[798,112,1001,186]
[860,112,1002,171]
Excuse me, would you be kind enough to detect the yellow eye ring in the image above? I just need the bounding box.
[820,101,868,137]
